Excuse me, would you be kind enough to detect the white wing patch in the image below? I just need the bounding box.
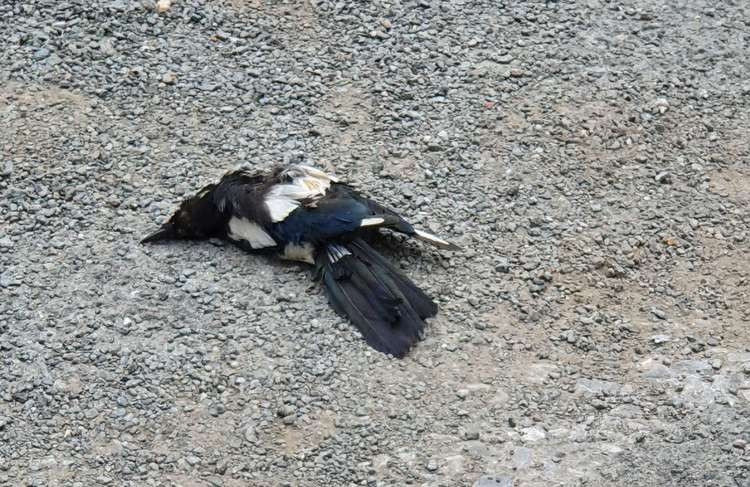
[265,165,338,222]
[227,217,276,249]
[264,196,300,223]
[360,217,385,227]
[280,242,315,264]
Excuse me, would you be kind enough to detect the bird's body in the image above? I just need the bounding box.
[142,164,458,357]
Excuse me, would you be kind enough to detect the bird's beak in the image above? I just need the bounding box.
[140,223,175,244]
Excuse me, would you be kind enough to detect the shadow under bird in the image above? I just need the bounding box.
[141,164,459,357]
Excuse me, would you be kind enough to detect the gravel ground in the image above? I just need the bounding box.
[2,0,749,486]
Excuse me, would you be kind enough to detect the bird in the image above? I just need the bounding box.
[141,164,459,358]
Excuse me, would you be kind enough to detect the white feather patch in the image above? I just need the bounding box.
[265,165,337,222]
[227,217,276,249]
[264,196,301,222]
[414,228,452,248]
[280,242,315,264]
[360,217,385,227]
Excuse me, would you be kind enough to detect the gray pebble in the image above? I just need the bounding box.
[495,258,510,273]
[651,307,667,320]
[655,171,672,184]
[0,160,11,177]
[33,48,50,60]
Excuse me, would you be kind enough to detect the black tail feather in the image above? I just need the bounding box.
[348,238,438,319]
[316,240,437,358]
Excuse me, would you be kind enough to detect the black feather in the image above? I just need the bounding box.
[321,269,414,356]
[211,166,285,225]
[348,238,438,319]
[316,241,435,357]
[329,183,416,234]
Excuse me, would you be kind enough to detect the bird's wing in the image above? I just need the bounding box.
[212,168,281,250]
[215,164,459,251]
[271,174,460,250]
[213,165,346,250]
[264,165,339,222]
[316,184,461,250]
[271,190,379,244]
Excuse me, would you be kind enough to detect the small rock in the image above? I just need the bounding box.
[496,54,514,64]
[33,48,50,60]
[650,307,667,320]
[0,273,20,288]
[156,0,171,12]
[521,427,546,442]
[215,459,229,475]
[99,38,116,55]
[243,424,256,442]
[161,72,177,84]
[0,160,11,177]
[426,459,438,472]
[495,258,510,273]
[563,330,578,344]
[650,334,671,344]
[209,403,226,417]
[462,428,480,440]
[369,30,389,40]
[654,98,670,113]
[278,404,296,417]
[655,172,672,184]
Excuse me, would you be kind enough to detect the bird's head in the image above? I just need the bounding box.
[141,184,223,244]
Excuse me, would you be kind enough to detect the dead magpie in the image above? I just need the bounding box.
[141,164,459,357]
